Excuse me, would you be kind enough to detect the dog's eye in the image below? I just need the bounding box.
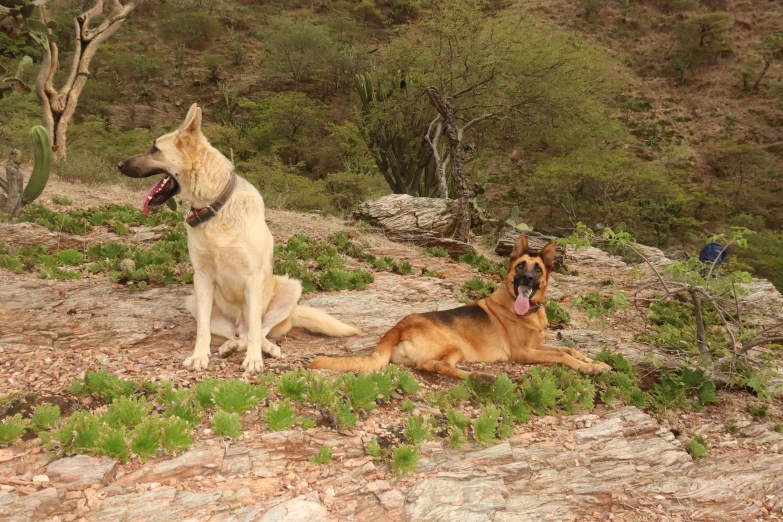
[516,261,526,271]
[534,264,543,273]
[150,143,159,154]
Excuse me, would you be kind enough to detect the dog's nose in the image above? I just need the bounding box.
[117,160,124,170]
[520,273,535,284]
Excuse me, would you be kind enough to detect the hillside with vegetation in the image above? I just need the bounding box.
[2,0,782,287]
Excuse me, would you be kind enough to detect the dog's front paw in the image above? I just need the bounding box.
[219,339,246,358]
[262,339,281,358]
[183,354,210,371]
[242,355,264,373]
[582,362,612,376]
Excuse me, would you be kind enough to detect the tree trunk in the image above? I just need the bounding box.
[35,0,138,161]
[2,150,24,219]
[425,88,472,242]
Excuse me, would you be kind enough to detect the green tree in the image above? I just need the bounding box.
[263,17,334,90]
[384,0,613,240]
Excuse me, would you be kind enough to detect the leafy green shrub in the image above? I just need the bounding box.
[458,251,503,275]
[103,395,153,428]
[365,437,385,460]
[161,417,192,453]
[593,351,646,407]
[31,404,60,432]
[211,410,242,438]
[309,445,333,465]
[391,444,418,475]
[404,414,432,445]
[330,400,357,429]
[399,400,415,412]
[264,401,298,431]
[459,278,496,301]
[648,368,718,412]
[278,371,307,401]
[96,427,130,461]
[422,246,449,258]
[343,374,378,412]
[0,414,28,446]
[163,12,221,49]
[473,406,501,446]
[392,260,413,275]
[687,435,708,458]
[746,403,768,419]
[66,370,135,401]
[545,302,571,327]
[304,374,335,408]
[573,291,628,318]
[213,380,267,413]
[132,418,162,462]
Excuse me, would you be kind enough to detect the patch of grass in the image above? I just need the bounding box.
[131,418,162,462]
[342,374,378,412]
[422,246,449,258]
[392,260,414,275]
[96,427,130,461]
[278,371,307,402]
[103,395,154,428]
[473,406,501,446]
[458,251,503,275]
[66,370,135,401]
[161,417,192,453]
[459,278,497,302]
[726,424,738,434]
[647,368,718,412]
[573,291,628,319]
[274,235,374,293]
[404,414,432,445]
[309,445,333,465]
[365,437,386,460]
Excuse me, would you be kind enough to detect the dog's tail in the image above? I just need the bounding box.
[291,305,361,337]
[308,326,400,372]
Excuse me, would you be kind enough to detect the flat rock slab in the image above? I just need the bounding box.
[114,446,224,486]
[46,454,118,490]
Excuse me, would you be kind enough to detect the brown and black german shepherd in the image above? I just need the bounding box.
[309,233,611,380]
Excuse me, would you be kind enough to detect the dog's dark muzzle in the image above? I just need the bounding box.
[514,272,539,298]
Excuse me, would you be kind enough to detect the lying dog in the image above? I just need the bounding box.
[310,233,610,379]
[119,103,360,373]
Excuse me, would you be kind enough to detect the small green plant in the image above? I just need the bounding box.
[51,196,72,205]
[343,374,378,412]
[264,401,298,431]
[458,251,503,275]
[211,410,242,438]
[196,378,220,408]
[473,406,500,446]
[545,302,571,327]
[404,414,432,445]
[66,370,135,401]
[726,424,738,434]
[399,400,415,412]
[278,371,307,401]
[213,380,267,413]
[0,414,28,446]
[301,418,317,429]
[395,368,421,394]
[331,400,358,430]
[573,291,628,318]
[459,278,497,301]
[131,418,162,461]
[161,417,192,453]
[774,423,783,434]
[96,427,130,461]
[391,444,419,475]
[304,374,335,408]
[103,395,154,429]
[309,445,333,465]
[746,403,768,419]
[687,435,709,458]
[365,437,386,460]
[422,246,449,258]
[31,403,60,432]
[392,260,414,275]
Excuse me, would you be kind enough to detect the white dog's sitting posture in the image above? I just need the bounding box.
[118,103,360,373]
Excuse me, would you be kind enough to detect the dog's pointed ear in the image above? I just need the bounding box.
[540,240,557,272]
[179,103,202,136]
[510,234,529,261]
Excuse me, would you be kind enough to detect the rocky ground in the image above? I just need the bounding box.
[1,181,783,521]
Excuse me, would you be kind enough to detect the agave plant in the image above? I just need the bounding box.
[1,125,52,218]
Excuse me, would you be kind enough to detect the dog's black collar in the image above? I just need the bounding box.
[186,172,237,228]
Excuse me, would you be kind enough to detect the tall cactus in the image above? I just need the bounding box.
[1,125,52,218]
[354,73,436,197]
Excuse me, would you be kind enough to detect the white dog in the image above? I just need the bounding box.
[119,103,361,373]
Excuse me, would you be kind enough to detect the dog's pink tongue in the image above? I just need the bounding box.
[514,287,531,316]
[142,179,164,216]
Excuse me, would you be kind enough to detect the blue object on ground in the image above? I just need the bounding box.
[699,242,727,268]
